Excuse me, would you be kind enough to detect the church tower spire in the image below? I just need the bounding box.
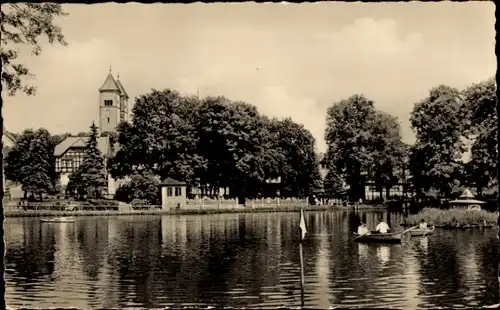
[98,70,120,134]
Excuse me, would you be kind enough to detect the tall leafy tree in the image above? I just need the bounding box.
[21,137,52,200]
[268,117,321,198]
[1,3,68,96]
[409,85,465,199]
[110,90,203,186]
[68,123,107,199]
[325,95,378,200]
[195,98,274,200]
[325,95,405,201]
[5,128,56,199]
[5,129,36,186]
[369,111,406,198]
[460,77,497,196]
[323,169,346,199]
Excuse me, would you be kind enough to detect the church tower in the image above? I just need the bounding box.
[116,74,129,123]
[98,69,129,133]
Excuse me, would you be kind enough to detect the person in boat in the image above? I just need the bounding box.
[374,218,391,234]
[357,221,370,235]
[418,219,428,230]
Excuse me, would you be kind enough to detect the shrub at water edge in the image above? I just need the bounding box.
[403,207,497,228]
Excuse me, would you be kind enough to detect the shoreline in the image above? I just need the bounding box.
[400,207,498,230]
[3,204,387,218]
[400,223,496,229]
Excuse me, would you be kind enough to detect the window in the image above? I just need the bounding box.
[167,187,173,197]
[107,117,110,123]
[61,159,73,173]
[56,149,86,173]
[175,187,182,196]
[104,100,113,106]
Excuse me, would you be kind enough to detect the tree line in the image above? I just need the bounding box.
[324,78,497,202]
[1,4,496,205]
[108,90,322,203]
[4,78,496,203]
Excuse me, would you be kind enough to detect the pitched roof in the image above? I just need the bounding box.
[160,178,187,186]
[459,188,475,199]
[116,79,129,98]
[54,136,112,158]
[4,131,16,144]
[2,125,17,152]
[99,72,121,93]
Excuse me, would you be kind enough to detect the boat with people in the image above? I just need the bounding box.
[409,226,435,237]
[41,217,75,223]
[353,223,417,243]
[353,231,405,243]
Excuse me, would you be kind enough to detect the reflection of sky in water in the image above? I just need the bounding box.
[401,246,420,309]
[4,212,499,309]
[315,232,332,308]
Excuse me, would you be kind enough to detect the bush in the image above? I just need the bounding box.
[114,172,160,205]
[403,207,497,228]
[114,185,133,203]
[130,199,150,206]
[87,199,119,210]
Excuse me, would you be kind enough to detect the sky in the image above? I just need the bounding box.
[3,2,496,153]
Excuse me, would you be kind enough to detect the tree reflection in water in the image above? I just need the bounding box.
[3,211,499,309]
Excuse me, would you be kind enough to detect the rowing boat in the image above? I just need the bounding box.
[353,226,416,243]
[410,226,435,237]
[353,231,404,243]
[41,217,75,223]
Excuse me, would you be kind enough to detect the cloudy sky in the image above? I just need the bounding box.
[3,2,495,152]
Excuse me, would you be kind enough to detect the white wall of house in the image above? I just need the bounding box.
[161,185,187,209]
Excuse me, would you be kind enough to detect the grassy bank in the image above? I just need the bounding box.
[3,204,347,218]
[402,208,498,229]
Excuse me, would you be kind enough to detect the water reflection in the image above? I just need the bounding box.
[376,245,391,265]
[4,211,498,309]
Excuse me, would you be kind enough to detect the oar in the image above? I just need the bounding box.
[354,230,370,240]
[401,226,417,236]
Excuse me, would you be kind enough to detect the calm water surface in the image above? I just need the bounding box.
[4,211,498,309]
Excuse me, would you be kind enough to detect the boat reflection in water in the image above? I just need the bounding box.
[376,245,391,265]
[3,211,499,309]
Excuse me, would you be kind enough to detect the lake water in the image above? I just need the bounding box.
[4,211,499,309]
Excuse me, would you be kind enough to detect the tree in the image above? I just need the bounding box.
[21,137,52,200]
[325,95,378,200]
[1,3,68,96]
[110,88,322,201]
[110,90,204,186]
[460,78,497,197]
[195,97,271,200]
[5,129,36,186]
[409,85,465,199]
[323,169,346,199]
[267,117,322,198]
[114,172,160,204]
[68,123,107,199]
[5,128,56,199]
[369,111,406,199]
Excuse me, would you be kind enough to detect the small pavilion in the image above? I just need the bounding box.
[159,178,187,209]
[448,189,485,211]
